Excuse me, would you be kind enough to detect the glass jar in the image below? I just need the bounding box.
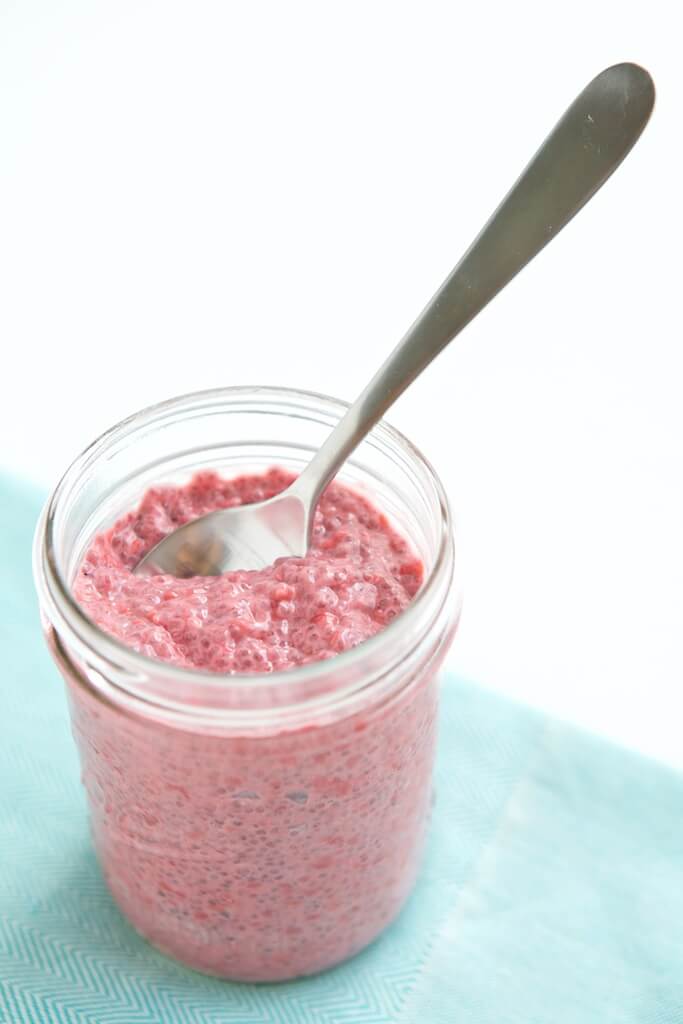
[33,386,460,982]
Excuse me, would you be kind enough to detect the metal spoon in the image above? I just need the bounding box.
[135,62,654,578]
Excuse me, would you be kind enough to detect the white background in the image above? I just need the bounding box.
[1,2,681,765]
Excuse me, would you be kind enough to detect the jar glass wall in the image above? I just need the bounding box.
[34,386,460,981]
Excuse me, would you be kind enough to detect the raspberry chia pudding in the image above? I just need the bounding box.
[34,388,458,981]
[74,469,423,674]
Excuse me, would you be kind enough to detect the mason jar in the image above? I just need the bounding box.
[33,386,460,982]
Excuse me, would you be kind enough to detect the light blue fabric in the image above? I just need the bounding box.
[1,473,682,1023]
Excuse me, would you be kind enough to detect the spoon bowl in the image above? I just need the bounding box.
[136,486,311,576]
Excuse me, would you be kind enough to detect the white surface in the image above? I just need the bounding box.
[1,2,681,764]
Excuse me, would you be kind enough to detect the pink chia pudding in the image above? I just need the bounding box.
[74,468,423,673]
[58,467,452,981]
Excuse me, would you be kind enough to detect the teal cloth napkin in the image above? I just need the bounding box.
[2,472,682,1024]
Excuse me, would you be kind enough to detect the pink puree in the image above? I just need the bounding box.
[67,469,440,981]
[75,468,423,672]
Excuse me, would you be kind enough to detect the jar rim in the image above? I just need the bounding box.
[34,384,455,721]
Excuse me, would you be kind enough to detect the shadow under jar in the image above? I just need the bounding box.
[33,386,460,982]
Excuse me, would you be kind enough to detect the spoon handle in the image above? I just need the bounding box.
[294,62,654,508]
